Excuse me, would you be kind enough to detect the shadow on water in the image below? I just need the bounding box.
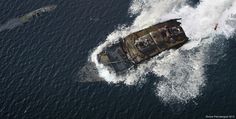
[76,70,201,118]
[76,62,103,82]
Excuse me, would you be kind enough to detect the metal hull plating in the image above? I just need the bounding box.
[98,19,188,73]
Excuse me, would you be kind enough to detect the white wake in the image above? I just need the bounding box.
[90,0,236,103]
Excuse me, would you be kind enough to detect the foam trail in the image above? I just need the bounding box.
[91,0,236,103]
[91,0,187,83]
[0,18,23,32]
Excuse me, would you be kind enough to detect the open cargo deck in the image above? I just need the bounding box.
[98,19,188,73]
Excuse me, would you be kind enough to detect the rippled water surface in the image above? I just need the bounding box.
[0,0,235,119]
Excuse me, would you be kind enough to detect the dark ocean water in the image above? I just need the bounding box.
[0,0,235,119]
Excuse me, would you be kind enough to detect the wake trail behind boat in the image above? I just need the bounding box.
[88,0,236,103]
[0,18,23,32]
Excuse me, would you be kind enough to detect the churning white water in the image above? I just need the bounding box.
[90,0,236,103]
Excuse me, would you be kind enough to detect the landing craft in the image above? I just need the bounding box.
[19,5,57,23]
[97,19,188,74]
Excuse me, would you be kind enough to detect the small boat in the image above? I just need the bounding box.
[19,5,57,23]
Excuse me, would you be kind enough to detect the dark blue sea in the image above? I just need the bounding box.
[0,0,235,119]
